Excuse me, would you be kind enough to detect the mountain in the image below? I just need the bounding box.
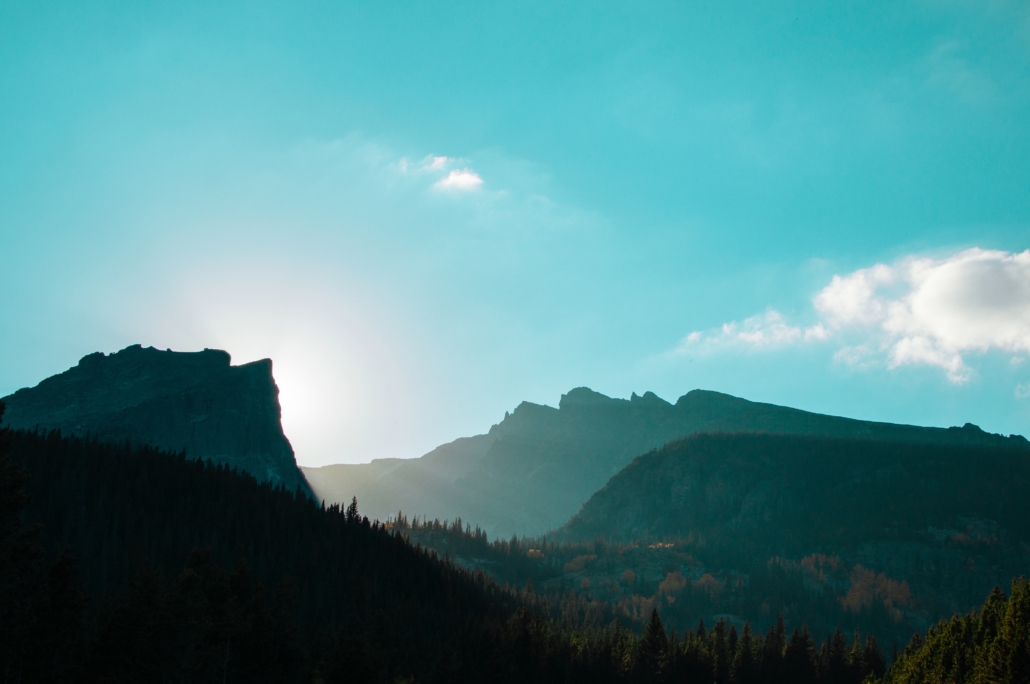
[303,387,1025,537]
[1,344,311,495]
[557,431,1030,632]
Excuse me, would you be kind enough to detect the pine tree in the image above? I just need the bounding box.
[863,634,887,680]
[637,608,668,682]
[821,627,848,683]
[732,622,760,684]
[782,625,817,684]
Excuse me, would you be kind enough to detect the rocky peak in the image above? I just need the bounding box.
[1,345,312,496]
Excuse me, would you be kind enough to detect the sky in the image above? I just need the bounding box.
[2,0,1029,466]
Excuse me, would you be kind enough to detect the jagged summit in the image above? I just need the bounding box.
[2,344,312,496]
[559,387,620,407]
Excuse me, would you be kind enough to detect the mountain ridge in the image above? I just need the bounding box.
[304,386,1024,537]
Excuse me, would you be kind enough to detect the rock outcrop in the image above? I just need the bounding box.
[1,344,312,496]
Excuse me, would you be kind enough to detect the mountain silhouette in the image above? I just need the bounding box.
[1,344,311,496]
[304,387,1025,537]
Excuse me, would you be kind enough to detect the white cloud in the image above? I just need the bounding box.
[817,248,1030,382]
[1017,382,1030,400]
[675,247,1030,383]
[434,169,484,190]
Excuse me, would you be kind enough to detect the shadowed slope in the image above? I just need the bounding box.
[559,431,1030,624]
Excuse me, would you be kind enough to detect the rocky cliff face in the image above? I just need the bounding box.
[304,387,1026,538]
[1,345,311,496]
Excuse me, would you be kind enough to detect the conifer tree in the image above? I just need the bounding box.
[782,625,817,684]
[863,634,887,680]
[732,622,760,684]
[637,608,668,682]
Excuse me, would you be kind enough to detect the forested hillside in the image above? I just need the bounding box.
[304,387,1025,537]
[550,432,1030,641]
[0,419,524,682]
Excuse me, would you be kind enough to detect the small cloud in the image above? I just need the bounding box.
[1017,382,1030,400]
[428,156,450,170]
[434,169,484,190]
[394,153,485,191]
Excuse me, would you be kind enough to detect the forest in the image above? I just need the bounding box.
[1,401,1027,683]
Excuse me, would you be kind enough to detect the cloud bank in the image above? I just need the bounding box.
[678,248,1030,382]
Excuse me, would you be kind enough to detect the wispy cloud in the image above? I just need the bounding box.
[674,310,827,354]
[674,248,1030,383]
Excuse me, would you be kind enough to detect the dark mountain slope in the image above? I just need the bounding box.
[559,431,1030,628]
[2,344,311,495]
[304,387,1025,537]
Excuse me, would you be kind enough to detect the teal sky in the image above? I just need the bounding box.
[2,1,1029,465]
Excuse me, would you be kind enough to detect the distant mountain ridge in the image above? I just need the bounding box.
[304,387,1025,537]
[1,344,311,495]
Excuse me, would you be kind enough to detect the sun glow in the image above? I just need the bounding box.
[136,263,418,467]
